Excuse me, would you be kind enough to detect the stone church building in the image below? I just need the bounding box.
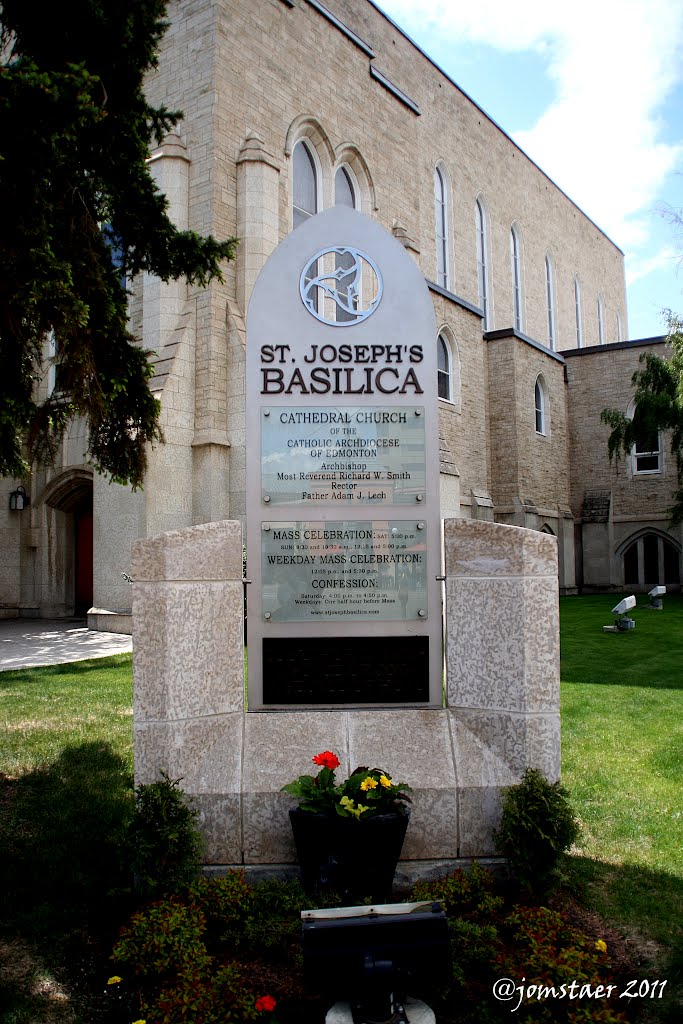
[2,0,681,627]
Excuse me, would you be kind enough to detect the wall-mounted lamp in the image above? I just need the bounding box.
[9,486,30,511]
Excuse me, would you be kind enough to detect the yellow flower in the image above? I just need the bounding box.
[360,776,378,791]
[379,775,392,788]
[132,1019,147,1024]
[595,939,607,953]
[107,976,122,985]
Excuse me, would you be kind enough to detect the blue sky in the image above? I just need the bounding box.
[375,0,683,341]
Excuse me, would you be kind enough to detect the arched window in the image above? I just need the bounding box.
[434,165,449,289]
[335,165,357,209]
[438,333,451,400]
[436,327,461,408]
[574,277,583,348]
[597,295,605,345]
[292,140,318,229]
[475,198,489,328]
[622,533,680,586]
[545,253,556,350]
[334,165,358,322]
[510,226,522,331]
[334,144,375,215]
[535,375,548,436]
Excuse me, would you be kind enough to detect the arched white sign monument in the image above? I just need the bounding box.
[246,207,441,709]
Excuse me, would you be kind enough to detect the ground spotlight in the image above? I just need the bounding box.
[603,595,636,633]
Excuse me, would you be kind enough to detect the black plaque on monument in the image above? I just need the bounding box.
[262,636,430,705]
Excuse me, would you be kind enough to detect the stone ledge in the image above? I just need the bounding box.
[201,857,509,893]
[87,608,132,635]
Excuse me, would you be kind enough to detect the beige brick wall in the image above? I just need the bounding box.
[487,336,570,513]
[566,341,676,521]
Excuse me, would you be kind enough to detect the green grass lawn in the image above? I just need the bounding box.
[0,653,134,775]
[560,593,683,997]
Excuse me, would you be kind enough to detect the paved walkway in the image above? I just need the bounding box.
[0,618,132,671]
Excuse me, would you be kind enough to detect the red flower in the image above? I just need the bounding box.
[312,750,340,770]
[256,995,277,1013]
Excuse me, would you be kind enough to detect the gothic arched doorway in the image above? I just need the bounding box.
[40,468,94,615]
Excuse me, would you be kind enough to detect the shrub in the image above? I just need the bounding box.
[242,878,312,955]
[127,772,204,898]
[111,879,286,1024]
[410,863,503,917]
[495,905,627,1023]
[112,897,209,977]
[148,962,263,1024]
[493,768,580,891]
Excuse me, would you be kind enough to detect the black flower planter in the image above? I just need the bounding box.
[289,807,410,904]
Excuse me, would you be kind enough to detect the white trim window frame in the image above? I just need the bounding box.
[437,330,452,402]
[545,252,556,351]
[292,138,321,229]
[627,401,662,475]
[510,225,523,331]
[574,276,583,348]
[535,374,548,436]
[434,164,449,290]
[633,433,662,475]
[475,197,490,329]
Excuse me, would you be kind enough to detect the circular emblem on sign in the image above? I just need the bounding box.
[300,246,383,327]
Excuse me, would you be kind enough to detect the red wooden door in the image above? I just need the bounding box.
[74,507,93,614]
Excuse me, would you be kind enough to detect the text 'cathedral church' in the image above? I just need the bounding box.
[2,0,680,626]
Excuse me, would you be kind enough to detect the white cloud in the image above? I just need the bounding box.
[626,246,680,287]
[378,0,683,248]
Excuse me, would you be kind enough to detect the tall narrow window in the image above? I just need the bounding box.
[47,330,58,396]
[510,226,522,331]
[616,311,623,343]
[475,199,489,328]
[335,165,356,209]
[293,141,319,309]
[535,375,547,435]
[292,140,318,228]
[334,166,358,322]
[574,277,583,348]
[545,253,555,350]
[597,296,605,345]
[437,332,451,401]
[434,166,448,288]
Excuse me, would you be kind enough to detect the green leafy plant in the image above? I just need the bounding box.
[112,897,209,977]
[411,863,503,917]
[127,772,204,898]
[110,877,289,1024]
[495,905,627,1023]
[281,750,411,819]
[493,767,580,891]
[240,878,312,956]
[148,962,270,1024]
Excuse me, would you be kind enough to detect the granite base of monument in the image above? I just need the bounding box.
[132,518,560,873]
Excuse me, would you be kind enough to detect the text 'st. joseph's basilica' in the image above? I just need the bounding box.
[2,0,681,624]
